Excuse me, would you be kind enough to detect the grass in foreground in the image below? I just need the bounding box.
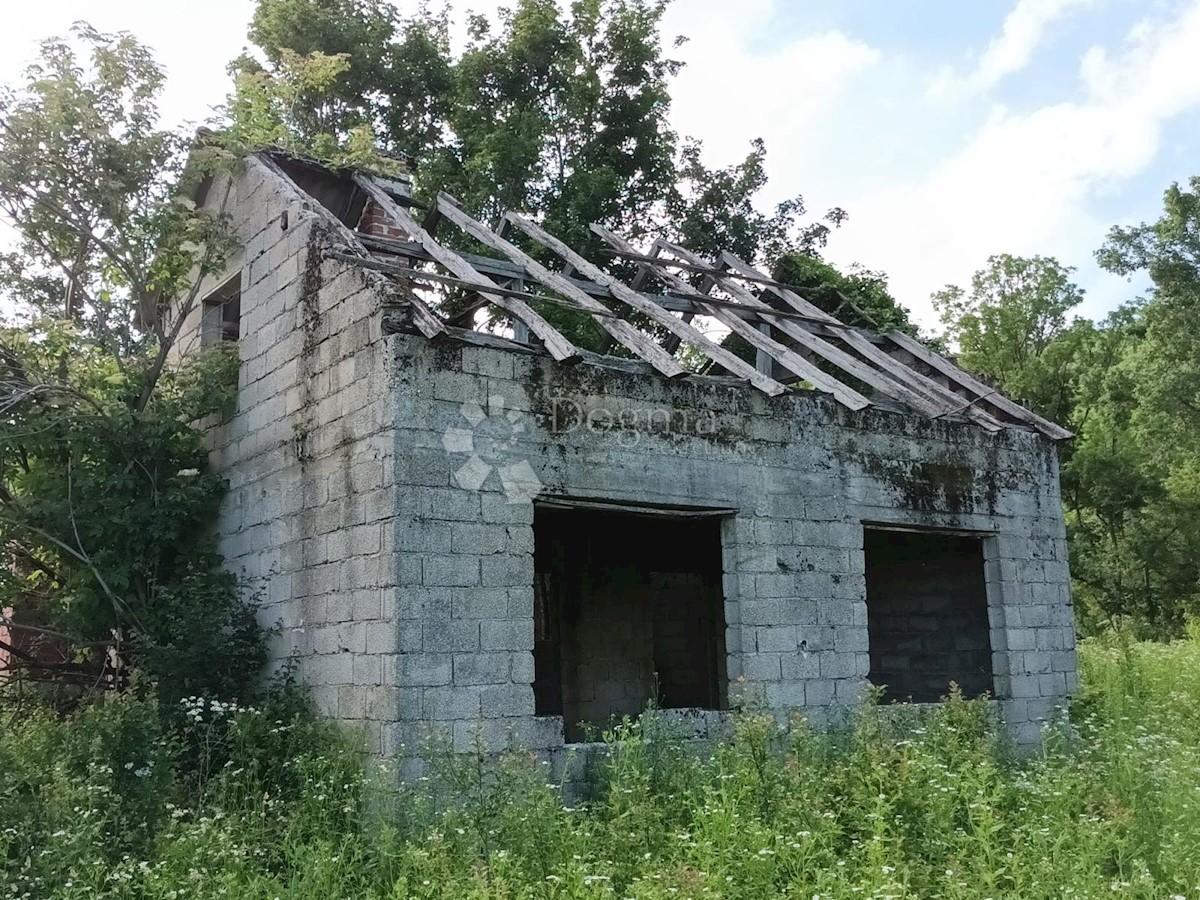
[4,635,1200,898]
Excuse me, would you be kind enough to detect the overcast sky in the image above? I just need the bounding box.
[4,0,1199,327]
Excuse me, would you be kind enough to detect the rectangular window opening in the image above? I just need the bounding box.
[534,505,728,743]
[864,527,994,703]
[202,274,242,344]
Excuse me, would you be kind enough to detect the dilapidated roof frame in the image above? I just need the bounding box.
[261,156,1072,440]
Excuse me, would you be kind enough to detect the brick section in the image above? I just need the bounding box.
[357,199,409,241]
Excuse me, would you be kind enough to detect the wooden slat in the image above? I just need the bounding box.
[887,331,1074,440]
[653,239,938,414]
[359,233,892,336]
[353,176,581,364]
[607,235,872,410]
[716,251,1005,429]
[755,322,774,376]
[503,213,790,397]
[389,279,448,339]
[327,249,619,315]
[434,194,686,379]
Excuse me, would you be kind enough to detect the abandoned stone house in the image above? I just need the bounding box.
[177,150,1078,757]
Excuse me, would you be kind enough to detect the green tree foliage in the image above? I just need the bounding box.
[239,0,890,357]
[1074,178,1200,635]
[240,0,834,260]
[933,198,1200,635]
[931,254,1085,424]
[0,26,265,700]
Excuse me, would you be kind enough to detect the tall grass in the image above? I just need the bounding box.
[5,636,1200,898]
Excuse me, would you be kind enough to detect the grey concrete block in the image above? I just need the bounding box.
[481,683,535,718]
[398,654,453,686]
[423,556,480,587]
[422,621,480,653]
[451,588,510,620]
[451,652,511,685]
[481,555,530,587]
[481,619,534,651]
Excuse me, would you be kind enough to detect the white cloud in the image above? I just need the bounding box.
[0,1,254,128]
[930,0,1098,100]
[662,0,879,187]
[827,0,1200,326]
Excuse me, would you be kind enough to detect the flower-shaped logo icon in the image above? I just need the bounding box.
[442,396,542,504]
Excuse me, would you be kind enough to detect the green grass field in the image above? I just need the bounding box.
[5,634,1200,898]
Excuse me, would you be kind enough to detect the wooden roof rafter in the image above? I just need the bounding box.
[587,226,872,411]
[431,193,687,380]
[352,175,582,364]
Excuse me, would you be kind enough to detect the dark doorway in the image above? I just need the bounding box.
[864,528,994,703]
[533,505,728,742]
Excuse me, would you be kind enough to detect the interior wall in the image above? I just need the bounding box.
[864,528,994,702]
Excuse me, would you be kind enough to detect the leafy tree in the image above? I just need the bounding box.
[239,0,874,358]
[1071,178,1200,635]
[241,0,835,260]
[773,252,918,336]
[932,254,1085,425]
[0,26,265,700]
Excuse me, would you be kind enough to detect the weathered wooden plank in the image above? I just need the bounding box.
[388,280,447,339]
[327,249,617,315]
[755,322,774,376]
[651,240,913,412]
[504,213,790,397]
[887,331,1074,440]
[353,175,581,364]
[435,194,686,379]
[621,237,873,410]
[359,233,892,338]
[716,251,1005,429]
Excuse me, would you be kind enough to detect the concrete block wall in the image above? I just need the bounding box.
[388,332,1077,753]
[181,159,402,752]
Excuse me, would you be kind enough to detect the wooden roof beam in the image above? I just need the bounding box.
[887,331,1073,440]
[716,251,1005,430]
[504,212,790,397]
[605,233,872,411]
[654,240,945,416]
